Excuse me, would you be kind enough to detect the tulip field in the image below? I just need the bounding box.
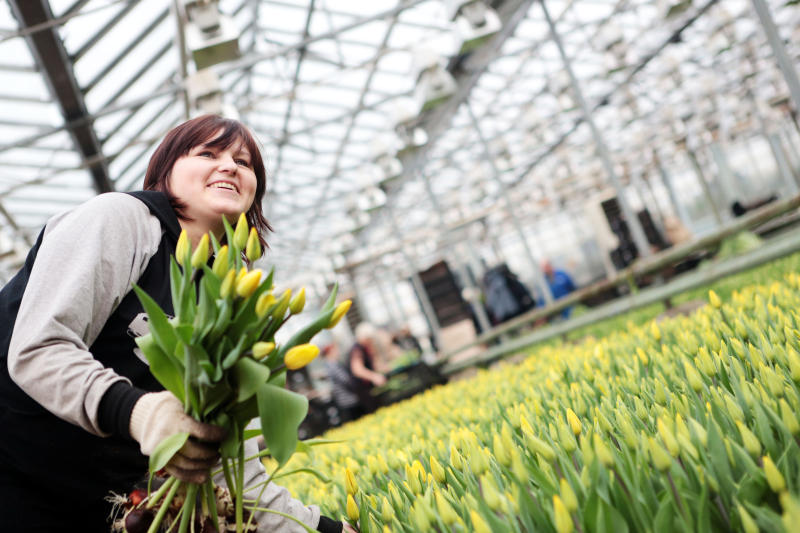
[278,255,800,532]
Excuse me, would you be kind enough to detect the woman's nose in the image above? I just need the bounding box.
[217,154,237,173]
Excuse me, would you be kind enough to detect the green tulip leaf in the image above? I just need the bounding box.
[233,357,271,402]
[149,431,189,474]
[256,384,308,467]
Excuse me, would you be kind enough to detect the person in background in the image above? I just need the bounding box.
[542,260,577,319]
[321,343,364,424]
[0,114,349,533]
[347,322,387,414]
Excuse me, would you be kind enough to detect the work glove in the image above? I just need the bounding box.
[130,391,225,484]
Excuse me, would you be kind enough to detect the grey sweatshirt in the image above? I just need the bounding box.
[7,192,322,532]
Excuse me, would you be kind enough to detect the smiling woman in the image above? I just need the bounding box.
[143,114,271,250]
[0,115,345,533]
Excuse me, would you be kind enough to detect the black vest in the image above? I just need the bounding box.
[0,191,180,504]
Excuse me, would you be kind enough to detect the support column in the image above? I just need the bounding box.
[652,150,692,227]
[750,0,800,117]
[385,205,442,350]
[540,0,652,259]
[465,102,553,304]
[417,172,493,332]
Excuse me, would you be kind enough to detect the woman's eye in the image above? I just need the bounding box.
[198,150,214,157]
[236,159,251,167]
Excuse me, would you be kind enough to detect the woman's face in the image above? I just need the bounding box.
[169,136,258,233]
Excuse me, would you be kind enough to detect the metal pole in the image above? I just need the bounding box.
[652,150,692,227]
[750,0,800,117]
[539,0,652,259]
[685,144,724,226]
[417,172,493,331]
[384,205,442,349]
[170,0,191,119]
[371,270,401,329]
[465,102,554,304]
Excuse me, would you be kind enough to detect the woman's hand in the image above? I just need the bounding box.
[343,524,358,533]
[129,391,226,483]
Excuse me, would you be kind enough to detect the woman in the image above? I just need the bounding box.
[0,115,349,532]
[347,322,388,415]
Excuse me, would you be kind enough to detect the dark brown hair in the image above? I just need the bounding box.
[143,114,271,247]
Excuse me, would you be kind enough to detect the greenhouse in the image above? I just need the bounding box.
[1,0,800,531]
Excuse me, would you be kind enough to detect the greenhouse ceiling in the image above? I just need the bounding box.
[0,0,798,289]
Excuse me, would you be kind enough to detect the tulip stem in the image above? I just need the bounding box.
[572,513,585,533]
[715,495,731,529]
[571,452,580,472]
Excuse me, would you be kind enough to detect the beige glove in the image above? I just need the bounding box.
[130,391,225,484]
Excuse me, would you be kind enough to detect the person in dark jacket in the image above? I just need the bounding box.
[0,115,348,533]
[346,322,387,415]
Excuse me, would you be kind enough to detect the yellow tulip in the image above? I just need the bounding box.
[255,291,276,318]
[235,269,262,298]
[762,455,786,492]
[245,226,262,262]
[736,421,762,457]
[566,408,582,436]
[553,495,574,533]
[211,245,230,278]
[708,290,722,309]
[326,300,352,329]
[175,229,190,266]
[380,496,394,522]
[560,478,578,513]
[429,455,446,484]
[435,490,459,526]
[220,269,236,299]
[344,467,358,495]
[346,494,359,522]
[233,213,248,250]
[290,287,306,314]
[252,341,274,361]
[736,504,759,533]
[648,437,672,472]
[284,344,320,370]
[190,233,209,269]
[469,510,492,533]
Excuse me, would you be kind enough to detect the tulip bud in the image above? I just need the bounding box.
[762,455,786,493]
[559,478,578,513]
[469,510,492,533]
[708,290,722,309]
[346,494,359,522]
[255,291,276,318]
[388,482,403,508]
[245,227,262,262]
[435,490,459,526]
[552,495,574,533]
[252,341,274,361]
[284,344,320,370]
[736,422,761,457]
[737,504,759,533]
[648,437,672,472]
[235,269,262,299]
[289,287,306,315]
[344,467,358,495]
[380,496,394,522]
[429,456,446,484]
[211,245,230,278]
[220,269,236,299]
[233,213,248,251]
[190,233,209,269]
[175,229,190,267]
[326,300,352,329]
[779,398,800,435]
[566,408,582,436]
[593,433,614,467]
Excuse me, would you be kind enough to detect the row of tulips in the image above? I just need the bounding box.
[278,262,800,532]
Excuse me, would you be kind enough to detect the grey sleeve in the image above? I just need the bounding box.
[7,193,162,436]
[213,438,321,532]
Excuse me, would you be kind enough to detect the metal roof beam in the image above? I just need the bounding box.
[8,0,113,193]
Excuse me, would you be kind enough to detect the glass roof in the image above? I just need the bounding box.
[1,0,799,295]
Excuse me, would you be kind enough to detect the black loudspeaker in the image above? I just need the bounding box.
[416,261,472,328]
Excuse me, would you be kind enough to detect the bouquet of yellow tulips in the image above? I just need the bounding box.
[118,214,350,533]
